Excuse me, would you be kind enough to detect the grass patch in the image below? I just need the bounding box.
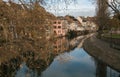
[111,34,120,38]
[103,34,120,39]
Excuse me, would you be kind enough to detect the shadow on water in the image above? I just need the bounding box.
[0,35,120,77]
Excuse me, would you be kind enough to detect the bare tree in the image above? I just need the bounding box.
[106,0,120,14]
[95,0,110,38]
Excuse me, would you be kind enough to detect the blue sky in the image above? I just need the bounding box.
[44,0,96,17]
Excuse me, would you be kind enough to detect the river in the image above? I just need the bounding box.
[0,35,120,77]
[41,48,120,77]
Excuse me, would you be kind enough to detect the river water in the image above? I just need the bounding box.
[0,36,120,77]
[41,48,120,77]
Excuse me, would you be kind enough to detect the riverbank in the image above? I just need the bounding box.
[83,33,120,72]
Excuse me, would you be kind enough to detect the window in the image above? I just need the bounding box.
[58,30,61,33]
[54,46,57,48]
[54,22,56,24]
[54,26,57,29]
[58,26,61,28]
[54,31,56,34]
[58,22,61,24]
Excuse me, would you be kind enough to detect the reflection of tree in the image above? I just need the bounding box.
[0,57,21,77]
[0,37,69,76]
[0,50,55,77]
[0,39,56,77]
[95,59,120,77]
[95,59,107,77]
[0,36,82,76]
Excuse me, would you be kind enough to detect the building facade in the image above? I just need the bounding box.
[52,19,68,37]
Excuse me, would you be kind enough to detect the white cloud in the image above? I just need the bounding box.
[44,0,96,17]
[3,0,96,17]
[53,9,95,17]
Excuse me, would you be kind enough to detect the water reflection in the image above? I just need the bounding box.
[41,48,120,77]
[95,59,120,77]
[95,59,107,77]
[53,37,69,53]
[41,48,96,77]
[0,37,81,77]
[15,62,32,77]
[0,36,120,77]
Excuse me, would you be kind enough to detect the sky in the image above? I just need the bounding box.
[3,0,96,17]
[44,0,96,17]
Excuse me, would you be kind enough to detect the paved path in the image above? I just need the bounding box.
[90,33,120,54]
[77,33,94,48]
[83,33,120,72]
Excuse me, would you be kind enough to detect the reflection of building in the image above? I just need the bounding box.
[52,19,68,37]
[53,37,69,53]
